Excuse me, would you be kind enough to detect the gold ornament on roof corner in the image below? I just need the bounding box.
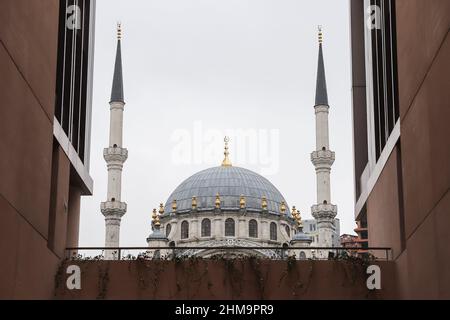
[159,203,165,215]
[221,136,232,167]
[172,200,177,212]
[192,196,197,210]
[296,211,303,228]
[240,195,246,209]
[262,196,268,210]
[154,213,161,228]
[215,193,221,209]
[152,208,157,221]
[280,201,286,214]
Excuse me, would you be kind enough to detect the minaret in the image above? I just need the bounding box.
[101,23,128,260]
[311,27,337,250]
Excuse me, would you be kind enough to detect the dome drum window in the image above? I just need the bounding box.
[225,218,235,237]
[181,221,189,239]
[201,219,211,237]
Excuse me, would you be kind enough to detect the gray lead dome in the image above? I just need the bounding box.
[164,166,290,215]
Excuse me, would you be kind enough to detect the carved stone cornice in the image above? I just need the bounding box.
[101,201,127,218]
[104,147,128,163]
[314,104,330,114]
[311,203,337,220]
[311,150,335,167]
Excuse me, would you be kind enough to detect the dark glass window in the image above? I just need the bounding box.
[370,0,399,160]
[201,219,211,237]
[249,219,258,238]
[55,0,92,163]
[181,221,189,239]
[225,218,235,237]
[270,222,277,241]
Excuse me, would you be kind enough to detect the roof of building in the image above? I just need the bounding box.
[164,166,291,216]
[292,230,313,242]
[147,229,168,241]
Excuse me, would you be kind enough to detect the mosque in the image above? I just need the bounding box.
[100,24,339,260]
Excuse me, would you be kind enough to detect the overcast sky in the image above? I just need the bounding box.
[79,0,355,247]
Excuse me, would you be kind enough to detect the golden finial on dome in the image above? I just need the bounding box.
[192,196,197,210]
[292,206,297,216]
[280,201,286,214]
[172,200,177,212]
[240,195,246,209]
[318,25,323,44]
[117,22,122,40]
[159,203,165,215]
[262,196,268,210]
[221,136,232,167]
[215,193,221,209]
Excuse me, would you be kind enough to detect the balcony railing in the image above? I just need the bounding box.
[65,246,392,261]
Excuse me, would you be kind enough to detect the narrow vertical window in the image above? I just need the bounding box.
[270,222,277,241]
[201,219,211,237]
[165,223,172,237]
[249,219,258,238]
[285,225,290,237]
[225,218,235,237]
[181,221,189,239]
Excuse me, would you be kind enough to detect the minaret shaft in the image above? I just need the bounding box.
[315,107,330,151]
[109,102,124,147]
[314,105,332,204]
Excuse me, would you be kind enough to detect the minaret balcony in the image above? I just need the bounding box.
[311,203,337,220]
[104,147,128,163]
[101,201,127,217]
[311,150,335,167]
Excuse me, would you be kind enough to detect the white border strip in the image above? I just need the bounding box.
[355,120,400,218]
[54,118,94,195]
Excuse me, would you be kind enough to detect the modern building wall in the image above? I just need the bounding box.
[350,0,450,299]
[55,260,397,300]
[0,0,95,299]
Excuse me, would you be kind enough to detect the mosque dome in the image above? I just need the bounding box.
[164,166,290,216]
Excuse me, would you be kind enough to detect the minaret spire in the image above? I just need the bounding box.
[110,22,124,103]
[311,26,337,253]
[315,26,328,106]
[101,23,128,260]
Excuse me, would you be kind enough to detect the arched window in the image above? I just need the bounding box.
[270,222,277,241]
[249,219,258,238]
[201,219,211,237]
[225,218,235,237]
[181,221,189,239]
[165,223,172,237]
[285,225,290,237]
